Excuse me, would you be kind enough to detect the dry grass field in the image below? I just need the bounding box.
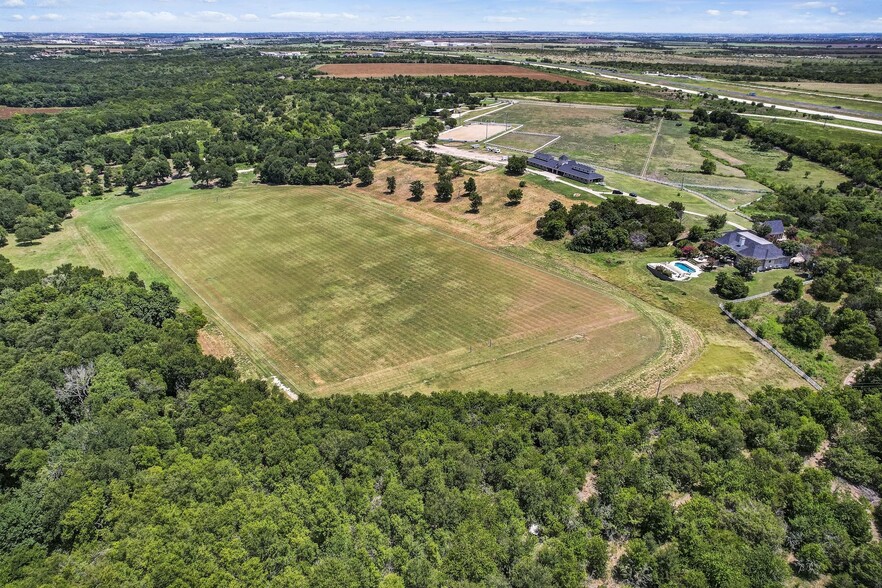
[115,183,662,396]
[0,106,66,119]
[317,63,590,85]
[353,160,564,246]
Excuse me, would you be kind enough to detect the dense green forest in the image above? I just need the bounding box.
[1,258,882,587]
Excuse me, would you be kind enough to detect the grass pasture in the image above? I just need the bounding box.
[114,183,662,396]
[700,136,850,191]
[489,130,559,153]
[485,102,658,174]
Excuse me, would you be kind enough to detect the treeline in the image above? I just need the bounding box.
[2,259,882,586]
[592,60,882,83]
[0,49,601,243]
[537,197,683,252]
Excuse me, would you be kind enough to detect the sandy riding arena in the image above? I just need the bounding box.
[439,122,515,142]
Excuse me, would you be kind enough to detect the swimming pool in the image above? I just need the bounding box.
[673,262,697,273]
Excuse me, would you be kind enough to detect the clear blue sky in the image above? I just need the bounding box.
[2,0,880,34]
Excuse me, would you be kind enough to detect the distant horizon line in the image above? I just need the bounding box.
[3,30,882,37]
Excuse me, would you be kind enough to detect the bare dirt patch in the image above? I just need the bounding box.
[197,327,236,360]
[578,472,597,502]
[708,148,746,167]
[439,122,514,142]
[317,63,590,85]
[0,106,66,119]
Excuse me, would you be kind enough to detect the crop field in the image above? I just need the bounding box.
[317,63,590,85]
[114,184,662,396]
[484,102,657,174]
[488,130,559,153]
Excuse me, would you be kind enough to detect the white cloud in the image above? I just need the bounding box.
[239,13,258,21]
[188,10,236,22]
[732,10,749,16]
[570,18,596,26]
[9,12,22,19]
[829,5,844,14]
[271,11,358,21]
[483,16,526,23]
[104,11,177,22]
[794,1,824,7]
[37,0,60,5]
[202,0,218,3]
[384,15,412,22]
[29,12,62,20]
[705,9,721,16]
[2,0,25,7]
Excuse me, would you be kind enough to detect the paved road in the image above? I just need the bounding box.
[467,55,882,127]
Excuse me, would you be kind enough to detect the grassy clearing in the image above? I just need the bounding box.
[522,241,804,396]
[699,135,850,191]
[489,131,558,152]
[114,181,662,396]
[2,179,203,303]
[483,102,657,175]
[599,169,738,219]
[692,79,882,117]
[646,120,768,192]
[750,118,882,148]
[494,91,678,107]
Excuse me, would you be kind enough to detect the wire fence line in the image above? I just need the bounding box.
[719,302,823,391]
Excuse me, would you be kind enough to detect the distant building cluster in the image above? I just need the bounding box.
[527,153,604,183]
[411,40,491,48]
[259,51,303,58]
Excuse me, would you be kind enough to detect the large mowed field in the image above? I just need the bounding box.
[115,184,661,396]
[317,63,590,85]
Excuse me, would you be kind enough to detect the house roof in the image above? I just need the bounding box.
[714,230,786,260]
[762,219,785,235]
[527,153,604,183]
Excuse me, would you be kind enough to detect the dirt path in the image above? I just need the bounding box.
[843,358,880,386]
[640,118,664,178]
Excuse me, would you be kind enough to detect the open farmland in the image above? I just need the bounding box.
[115,184,662,396]
[317,63,590,85]
[484,101,658,174]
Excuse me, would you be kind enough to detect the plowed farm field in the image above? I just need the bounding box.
[317,63,590,85]
[116,183,661,397]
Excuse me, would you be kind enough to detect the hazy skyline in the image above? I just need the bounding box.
[1,0,880,34]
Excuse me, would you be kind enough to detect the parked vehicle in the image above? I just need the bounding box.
[612,189,623,195]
